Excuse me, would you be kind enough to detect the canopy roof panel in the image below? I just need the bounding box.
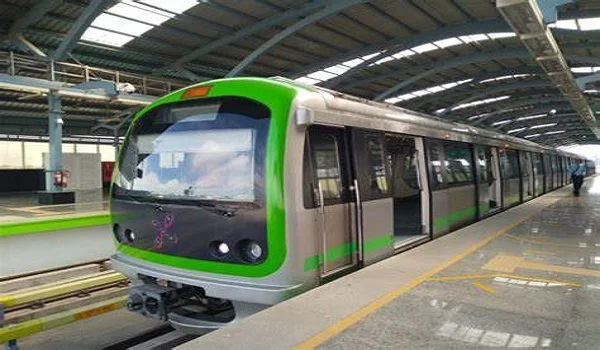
[0,0,597,145]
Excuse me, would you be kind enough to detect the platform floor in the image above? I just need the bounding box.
[180,176,600,349]
[0,190,108,223]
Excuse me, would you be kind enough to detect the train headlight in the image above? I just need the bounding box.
[124,229,135,243]
[210,241,230,257]
[248,242,262,260]
[238,240,263,263]
[218,242,230,255]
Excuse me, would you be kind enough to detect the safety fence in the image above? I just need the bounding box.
[0,51,188,97]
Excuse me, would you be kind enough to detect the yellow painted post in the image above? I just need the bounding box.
[0,296,126,344]
[1,302,19,350]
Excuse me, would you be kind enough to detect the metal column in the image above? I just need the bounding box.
[46,89,63,192]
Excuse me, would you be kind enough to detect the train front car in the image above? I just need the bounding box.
[109,78,311,331]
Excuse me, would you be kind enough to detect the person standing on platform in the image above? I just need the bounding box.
[569,162,586,196]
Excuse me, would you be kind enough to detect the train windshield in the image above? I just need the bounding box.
[115,97,270,204]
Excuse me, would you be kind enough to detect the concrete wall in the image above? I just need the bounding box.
[0,225,114,278]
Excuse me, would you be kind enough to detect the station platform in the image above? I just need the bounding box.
[0,191,112,278]
[0,191,108,224]
[179,176,600,349]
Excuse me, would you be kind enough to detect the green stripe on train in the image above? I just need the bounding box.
[0,213,111,236]
[433,206,478,231]
[303,234,393,272]
[304,203,495,272]
[433,203,492,232]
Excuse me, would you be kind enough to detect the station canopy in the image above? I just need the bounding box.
[0,0,599,146]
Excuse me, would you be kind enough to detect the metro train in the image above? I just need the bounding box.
[109,77,594,331]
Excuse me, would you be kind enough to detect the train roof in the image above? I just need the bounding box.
[269,77,591,161]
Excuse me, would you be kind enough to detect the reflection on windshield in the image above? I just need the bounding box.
[129,129,255,201]
[115,98,269,203]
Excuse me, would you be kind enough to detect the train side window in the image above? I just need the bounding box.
[543,154,551,174]
[474,145,488,184]
[365,133,390,196]
[352,130,391,200]
[499,149,520,179]
[443,141,473,186]
[520,151,531,177]
[303,136,316,209]
[427,141,446,190]
[386,134,420,191]
[315,137,343,201]
[532,153,543,175]
[309,129,345,205]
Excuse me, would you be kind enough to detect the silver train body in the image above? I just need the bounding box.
[111,78,594,331]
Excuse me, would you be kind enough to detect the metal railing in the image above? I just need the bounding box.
[0,51,188,97]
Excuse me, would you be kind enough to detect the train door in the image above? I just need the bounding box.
[499,148,521,208]
[557,157,563,186]
[551,156,559,189]
[562,157,569,186]
[307,126,358,277]
[474,145,496,218]
[384,134,429,249]
[520,151,534,201]
[427,140,476,237]
[350,129,395,265]
[489,147,502,211]
[543,154,552,191]
[532,153,544,196]
[427,141,450,238]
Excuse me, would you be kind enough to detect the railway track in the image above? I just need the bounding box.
[0,261,208,349]
[101,324,205,350]
[0,260,129,347]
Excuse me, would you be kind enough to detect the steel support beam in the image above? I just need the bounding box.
[495,113,579,132]
[0,74,155,106]
[168,0,333,69]
[47,90,63,192]
[575,73,600,91]
[552,28,600,41]
[470,96,568,125]
[370,49,532,101]
[51,0,108,61]
[409,67,544,109]
[324,19,510,88]
[438,80,552,116]
[466,102,573,125]
[497,0,598,137]
[365,50,597,101]
[14,34,47,57]
[287,8,595,79]
[226,0,367,77]
[537,0,575,24]
[9,0,63,56]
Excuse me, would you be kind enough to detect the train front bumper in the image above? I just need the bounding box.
[111,252,307,306]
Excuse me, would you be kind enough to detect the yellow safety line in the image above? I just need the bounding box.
[0,272,126,308]
[483,253,600,278]
[425,273,581,287]
[503,233,586,248]
[426,273,500,282]
[472,281,496,294]
[523,250,557,256]
[0,296,126,343]
[294,209,537,349]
